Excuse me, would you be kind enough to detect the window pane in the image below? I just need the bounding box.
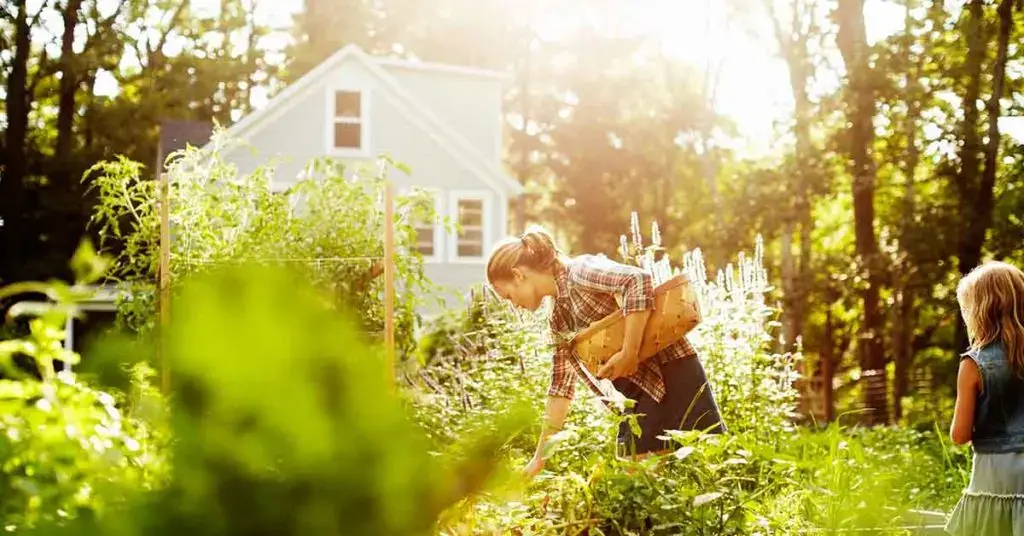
[460,228,483,244]
[457,227,483,258]
[335,91,361,118]
[458,243,483,257]
[334,122,362,149]
[458,199,483,227]
[416,227,434,256]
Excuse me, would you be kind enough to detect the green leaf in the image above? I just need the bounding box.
[693,492,723,507]
[69,239,110,285]
[673,446,695,460]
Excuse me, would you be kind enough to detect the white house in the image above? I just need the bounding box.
[209,44,523,307]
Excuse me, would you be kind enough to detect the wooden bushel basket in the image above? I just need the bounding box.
[571,274,702,377]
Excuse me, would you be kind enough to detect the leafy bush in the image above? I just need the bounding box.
[408,216,961,534]
[85,132,441,356]
[406,285,547,452]
[28,264,529,536]
[782,423,968,531]
[617,218,800,437]
[0,242,169,531]
[0,223,965,533]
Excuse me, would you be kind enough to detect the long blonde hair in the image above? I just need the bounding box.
[957,261,1024,377]
[486,225,563,284]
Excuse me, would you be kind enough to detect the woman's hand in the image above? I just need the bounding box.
[597,349,640,380]
[598,308,650,381]
[523,454,545,479]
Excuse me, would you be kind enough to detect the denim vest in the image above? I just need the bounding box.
[967,341,1024,454]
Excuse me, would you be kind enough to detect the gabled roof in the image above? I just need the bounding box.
[375,56,513,81]
[207,44,523,196]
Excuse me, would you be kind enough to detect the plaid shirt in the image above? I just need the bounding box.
[548,254,697,404]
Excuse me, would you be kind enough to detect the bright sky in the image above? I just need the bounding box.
[95,0,1023,156]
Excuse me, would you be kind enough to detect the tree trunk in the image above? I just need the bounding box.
[963,0,1014,271]
[83,72,97,152]
[953,1,987,352]
[55,0,83,198]
[47,0,85,280]
[0,0,34,283]
[793,8,814,341]
[797,205,812,342]
[780,223,797,350]
[954,0,985,225]
[822,303,836,423]
[892,0,924,423]
[955,0,1014,352]
[791,42,813,355]
[700,0,723,235]
[56,0,82,165]
[836,0,886,425]
[893,285,917,422]
[765,0,816,355]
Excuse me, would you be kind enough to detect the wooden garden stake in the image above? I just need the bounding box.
[157,148,172,395]
[383,180,396,388]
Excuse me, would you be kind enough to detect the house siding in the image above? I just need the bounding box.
[219,55,510,307]
[381,66,504,161]
[421,264,487,312]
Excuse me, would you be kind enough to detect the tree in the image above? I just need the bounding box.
[761,0,827,355]
[286,0,380,81]
[950,0,1018,352]
[0,0,41,284]
[835,0,886,424]
[889,0,928,422]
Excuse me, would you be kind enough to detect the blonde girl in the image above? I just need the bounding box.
[947,261,1024,535]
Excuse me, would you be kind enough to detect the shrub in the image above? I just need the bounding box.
[85,131,442,356]
[616,216,800,437]
[406,285,547,451]
[410,215,960,534]
[28,263,529,536]
[0,242,169,531]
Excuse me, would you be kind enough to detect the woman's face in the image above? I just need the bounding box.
[492,268,545,311]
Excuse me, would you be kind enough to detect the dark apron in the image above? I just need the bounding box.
[612,355,726,456]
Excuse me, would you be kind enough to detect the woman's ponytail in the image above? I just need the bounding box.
[486,225,563,284]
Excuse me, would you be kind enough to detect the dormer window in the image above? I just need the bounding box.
[327,88,369,155]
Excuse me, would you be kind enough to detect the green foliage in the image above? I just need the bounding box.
[408,227,961,534]
[408,285,548,452]
[28,263,529,536]
[0,240,169,531]
[617,214,800,436]
[783,423,969,530]
[0,230,967,534]
[0,370,168,529]
[85,133,441,356]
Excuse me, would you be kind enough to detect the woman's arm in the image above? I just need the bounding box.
[950,356,981,445]
[524,395,572,478]
[569,256,655,319]
[570,256,656,379]
[597,309,651,379]
[524,347,576,478]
